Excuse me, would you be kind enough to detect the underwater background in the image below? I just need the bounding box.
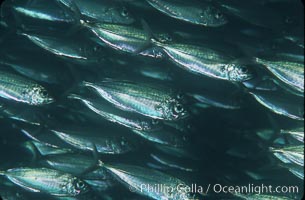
[0,0,304,199]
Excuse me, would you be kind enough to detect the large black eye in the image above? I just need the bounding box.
[215,12,223,19]
[240,67,248,73]
[76,181,85,189]
[165,35,172,42]
[177,93,183,100]
[41,90,48,96]
[121,8,129,17]
[174,104,184,114]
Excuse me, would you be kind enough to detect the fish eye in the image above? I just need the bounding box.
[240,67,248,73]
[41,90,48,96]
[121,8,129,17]
[215,12,223,19]
[285,17,293,24]
[174,104,184,114]
[176,93,183,100]
[165,35,172,42]
[121,138,127,146]
[76,181,85,189]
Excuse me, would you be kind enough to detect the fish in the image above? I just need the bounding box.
[51,127,135,154]
[279,163,304,180]
[150,39,254,82]
[132,64,174,81]
[21,33,103,64]
[250,90,304,121]
[22,140,74,157]
[101,162,194,200]
[150,153,196,172]
[10,2,76,23]
[132,126,189,147]
[0,168,90,196]
[0,50,73,84]
[146,0,227,27]
[39,153,112,180]
[73,0,135,24]
[270,145,304,166]
[0,102,43,125]
[68,94,163,131]
[281,127,304,143]
[255,57,304,95]
[83,22,166,58]
[189,92,242,110]
[82,80,189,121]
[84,179,115,193]
[0,71,54,105]
[217,0,283,29]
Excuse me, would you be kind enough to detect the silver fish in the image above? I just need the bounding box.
[0,168,89,196]
[270,145,304,166]
[11,3,75,23]
[150,153,195,172]
[255,57,304,95]
[151,39,254,82]
[83,22,165,59]
[0,102,42,125]
[101,162,194,200]
[132,127,189,147]
[146,0,227,27]
[40,153,111,180]
[279,163,304,180]
[189,92,242,110]
[73,0,135,24]
[281,127,304,143]
[0,71,54,105]
[82,80,189,121]
[22,33,102,64]
[250,90,304,121]
[68,94,162,131]
[51,128,134,154]
[22,141,74,156]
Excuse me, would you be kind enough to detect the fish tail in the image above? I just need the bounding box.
[55,0,82,22]
[133,19,162,55]
[55,0,85,36]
